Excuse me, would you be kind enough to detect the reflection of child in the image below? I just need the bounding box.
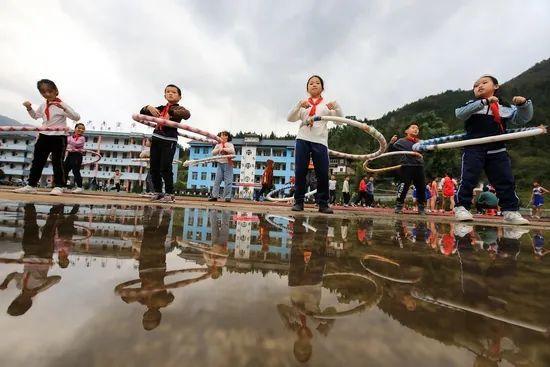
[204,210,231,278]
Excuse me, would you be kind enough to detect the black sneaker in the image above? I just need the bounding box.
[394,206,403,214]
[150,193,164,201]
[418,207,426,215]
[291,203,304,211]
[225,198,231,202]
[208,197,217,202]
[319,206,333,214]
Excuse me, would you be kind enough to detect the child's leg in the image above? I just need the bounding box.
[50,136,67,188]
[212,164,224,198]
[396,167,413,207]
[412,168,426,209]
[27,135,50,187]
[149,138,163,193]
[70,153,83,187]
[456,149,485,210]
[310,142,330,207]
[63,156,72,185]
[293,140,311,205]
[485,151,519,212]
[222,164,233,199]
[159,140,177,194]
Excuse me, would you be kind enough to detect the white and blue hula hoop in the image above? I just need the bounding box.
[265,184,316,202]
[363,151,422,173]
[182,155,236,167]
[413,126,546,152]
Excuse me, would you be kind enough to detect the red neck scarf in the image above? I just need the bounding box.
[156,103,173,131]
[406,136,419,143]
[307,97,323,117]
[72,133,81,140]
[45,98,62,121]
[489,102,504,132]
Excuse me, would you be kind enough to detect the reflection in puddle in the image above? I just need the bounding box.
[0,202,549,366]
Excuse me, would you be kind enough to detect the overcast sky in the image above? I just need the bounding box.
[1,0,549,139]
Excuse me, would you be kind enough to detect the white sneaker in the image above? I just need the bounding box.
[72,187,84,193]
[454,206,474,221]
[454,224,474,237]
[503,227,529,240]
[502,211,529,225]
[13,185,37,194]
[49,187,64,196]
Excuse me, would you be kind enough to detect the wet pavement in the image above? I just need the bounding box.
[0,200,549,367]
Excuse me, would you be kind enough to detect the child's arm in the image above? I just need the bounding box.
[170,106,191,120]
[140,105,161,117]
[455,99,486,121]
[287,100,308,122]
[326,101,343,117]
[223,143,236,155]
[23,101,42,120]
[212,144,222,155]
[541,186,549,194]
[510,98,533,125]
[59,102,80,121]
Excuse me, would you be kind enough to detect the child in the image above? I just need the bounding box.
[140,84,191,202]
[454,75,533,224]
[15,79,80,195]
[366,176,375,207]
[356,176,368,206]
[531,181,549,219]
[342,176,351,206]
[389,123,426,214]
[287,75,343,213]
[64,122,86,193]
[139,139,155,196]
[255,159,274,201]
[429,177,439,212]
[111,169,122,192]
[209,131,235,202]
[328,175,337,205]
[442,173,456,212]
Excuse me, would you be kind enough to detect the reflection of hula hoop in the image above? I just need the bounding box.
[132,114,220,143]
[114,267,209,296]
[135,117,217,144]
[265,185,316,202]
[182,155,236,167]
[80,149,102,166]
[360,254,422,284]
[311,272,383,319]
[176,240,229,258]
[363,151,422,173]
[0,125,69,132]
[0,257,52,265]
[131,158,182,164]
[413,126,546,152]
[312,116,387,160]
[233,182,262,188]
[265,214,295,232]
[71,224,93,242]
[411,289,549,334]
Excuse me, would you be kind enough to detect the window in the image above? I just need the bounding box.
[201,173,207,180]
[192,172,198,180]
[124,139,129,145]
[194,147,201,154]
[273,149,284,157]
[13,140,18,144]
[93,137,98,143]
[211,173,216,181]
[122,153,127,158]
[203,148,209,154]
[114,139,119,144]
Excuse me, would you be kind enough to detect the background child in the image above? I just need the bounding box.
[64,122,86,193]
[140,84,190,202]
[342,176,351,206]
[209,131,235,202]
[255,159,274,201]
[15,79,80,195]
[454,75,533,224]
[531,181,549,219]
[328,175,337,205]
[287,75,342,214]
[442,173,456,212]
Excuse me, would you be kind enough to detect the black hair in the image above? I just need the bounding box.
[74,122,85,130]
[37,79,58,93]
[477,75,510,107]
[405,122,419,131]
[218,131,232,142]
[165,84,182,96]
[306,75,324,91]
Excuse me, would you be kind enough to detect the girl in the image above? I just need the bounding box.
[531,181,549,219]
[328,175,337,205]
[140,84,191,203]
[454,75,533,224]
[64,123,86,193]
[15,79,80,195]
[255,159,274,201]
[287,75,343,213]
[429,177,439,212]
[442,173,456,212]
[209,131,235,202]
[342,176,351,206]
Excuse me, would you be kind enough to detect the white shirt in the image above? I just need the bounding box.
[342,180,350,193]
[329,179,337,190]
[27,100,80,136]
[287,98,343,146]
[212,142,236,163]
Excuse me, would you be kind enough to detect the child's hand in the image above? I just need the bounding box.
[487,96,499,104]
[299,100,311,109]
[512,96,527,105]
[147,105,160,117]
[326,101,337,110]
[22,101,32,110]
[539,125,547,134]
[390,135,398,144]
[413,152,423,158]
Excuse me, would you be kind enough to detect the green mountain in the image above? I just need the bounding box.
[0,114,22,126]
[329,58,550,188]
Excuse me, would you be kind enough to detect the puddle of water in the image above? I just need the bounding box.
[0,201,549,367]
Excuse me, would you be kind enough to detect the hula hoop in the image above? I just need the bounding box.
[312,116,387,160]
[360,254,422,284]
[265,184,316,202]
[131,158,182,164]
[132,114,220,143]
[80,149,102,166]
[265,214,295,232]
[176,240,230,258]
[363,151,422,173]
[135,117,218,144]
[411,290,549,334]
[232,182,262,188]
[311,272,382,319]
[114,267,210,296]
[413,126,546,152]
[0,257,53,265]
[182,155,235,167]
[71,224,93,242]
[0,125,69,132]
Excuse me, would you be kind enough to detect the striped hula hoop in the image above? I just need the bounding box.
[80,149,102,166]
[265,185,316,202]
[311,116,387,160]
[135,118,218,144]
[0,125,69,132]
[413,126,547,152]
[131,158,182,164]
[182,155,235,167]
[132,114,220,143]
[363,151,422,173]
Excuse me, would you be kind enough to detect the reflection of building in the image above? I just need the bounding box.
[0,130,181,192]
[187,136,295,199]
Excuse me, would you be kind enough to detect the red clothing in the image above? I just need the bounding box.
[359,179,367,192]
[443,177,455,197]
